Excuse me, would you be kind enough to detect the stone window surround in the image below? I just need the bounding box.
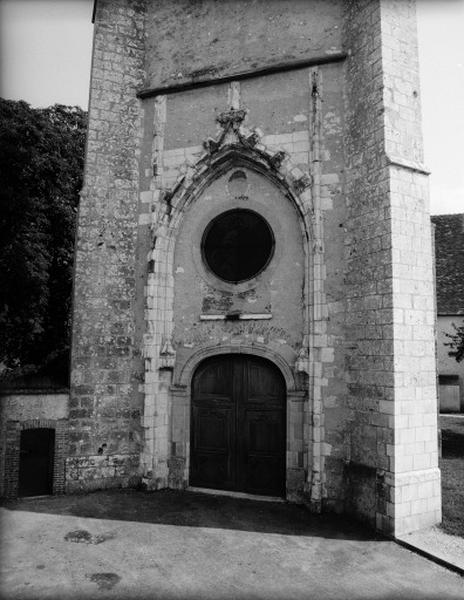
[200,206,276,285]
[191,188,285,295]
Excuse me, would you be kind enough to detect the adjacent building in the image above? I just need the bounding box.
[432,214,464,413]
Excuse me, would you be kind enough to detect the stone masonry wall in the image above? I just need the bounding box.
[69,0,146,492]
[342,0,439,534]
[72,0,439,534]
[144,0,344,89]
[381,0,440,535]
[341,0,395,529]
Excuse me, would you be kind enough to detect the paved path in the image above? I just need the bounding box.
[1,490,463,599]
[398,525,464,573]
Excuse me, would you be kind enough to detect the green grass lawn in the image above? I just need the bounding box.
[439,415,464,537]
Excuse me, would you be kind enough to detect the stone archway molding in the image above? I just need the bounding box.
[144,105,320,375]
[151,107,317,247]
[174,343,297,392]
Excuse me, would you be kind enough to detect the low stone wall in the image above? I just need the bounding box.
[65,454,140,493]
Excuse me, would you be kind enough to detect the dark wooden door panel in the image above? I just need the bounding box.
[195,408,230,449]
[244,410,285,454]
[190,452,233,490]
[247,361,285,400]
[190,405,234,489]
[244,455,285,495]
[191,354,286,496]
[241,409,285,495]
[194,358,234,396]
[18,428,55,497]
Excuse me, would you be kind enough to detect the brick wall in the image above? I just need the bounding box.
[0,393,69,498]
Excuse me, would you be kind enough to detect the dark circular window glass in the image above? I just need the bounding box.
[202,209,274,283]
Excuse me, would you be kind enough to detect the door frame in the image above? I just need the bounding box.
[172,344,307,500]
[190,353,287,496]
[4,418,67,499]
[18,427,55,497]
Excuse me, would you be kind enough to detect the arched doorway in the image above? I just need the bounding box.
[190,354,286,496]
[18,428,55,497]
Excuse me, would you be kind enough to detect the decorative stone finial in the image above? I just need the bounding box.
[268,150,287,170]
[293,173,312,193]
[216,108,247,130]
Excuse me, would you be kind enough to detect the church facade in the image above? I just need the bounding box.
[69,0,441,535]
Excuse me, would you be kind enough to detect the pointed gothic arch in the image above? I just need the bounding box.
[175,342,297,392]
[141,105,323,500]
[145,136,317,365]
[156,131,316,245]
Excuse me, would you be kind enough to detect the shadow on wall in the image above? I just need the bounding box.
[0,488,386,542]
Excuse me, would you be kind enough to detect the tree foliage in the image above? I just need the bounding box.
[446,323,464,363]
[0,99,87,382]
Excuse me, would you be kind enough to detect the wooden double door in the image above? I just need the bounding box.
[190,355,286,496]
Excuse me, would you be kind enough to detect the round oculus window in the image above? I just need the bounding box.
[201,209,275,283]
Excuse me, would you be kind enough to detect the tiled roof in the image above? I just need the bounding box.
[431,214,464,315]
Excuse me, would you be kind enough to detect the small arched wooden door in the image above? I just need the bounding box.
[190,354,286,496]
